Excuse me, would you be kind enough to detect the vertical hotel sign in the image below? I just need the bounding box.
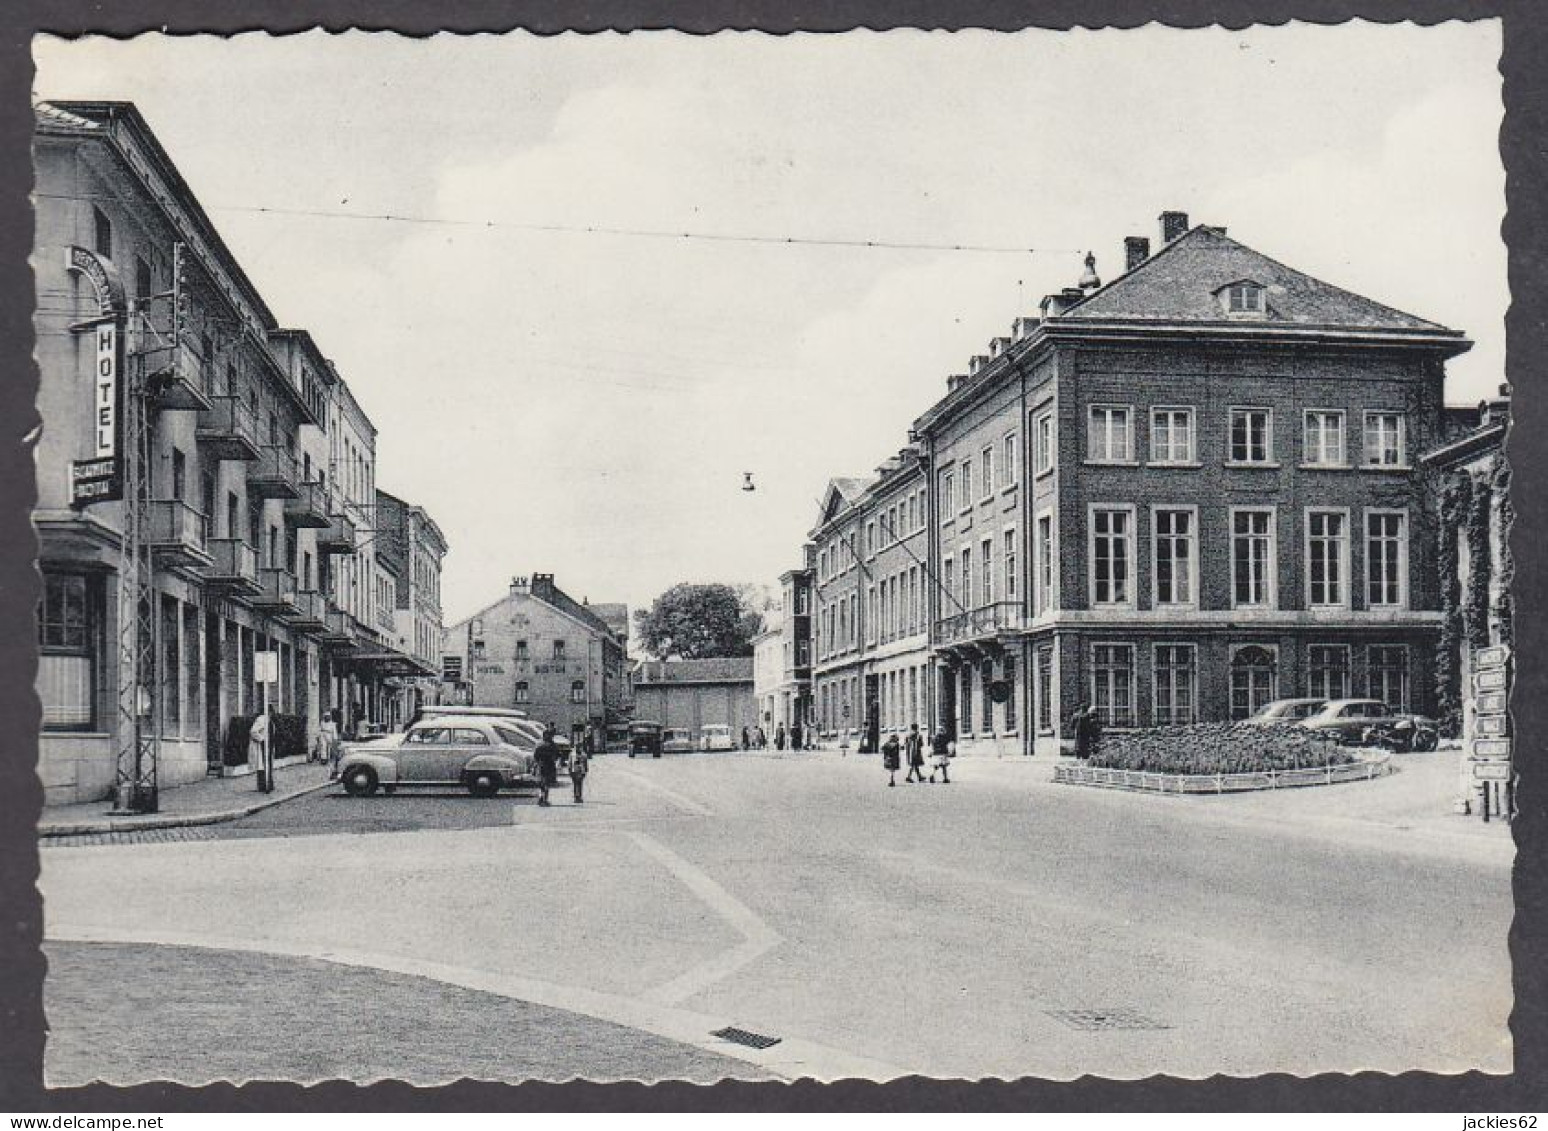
[66,246,126,506]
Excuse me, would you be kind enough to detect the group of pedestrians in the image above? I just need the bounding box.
[880,723,952,787]
[740,723,810,751]
[533,727,591,807]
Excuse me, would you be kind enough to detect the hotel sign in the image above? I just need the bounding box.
[66,247,126,507]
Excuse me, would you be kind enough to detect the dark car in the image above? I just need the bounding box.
[1240,698,1327,726]
[629,720,663,758]
[1301,699,1436,748]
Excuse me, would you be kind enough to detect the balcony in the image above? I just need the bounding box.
[196,395,260,462]
[251,566,299,616]
[148,500,212,571]
[247,445,300,500]
[205,538,261,598]
[145,348,212,413]
[319,605,355,646]
[284,479,331,528]
[289,589,328,632]
[935,601,1027,649]
[316,508,357,554]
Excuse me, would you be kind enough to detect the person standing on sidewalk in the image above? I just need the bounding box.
[248,708,271,792]
[534,728,561,807]
[791,720,804,752]
[903,724,925,783]
[319,709,341,779]
[568,738,590,804]
[881,731,901,787]
[903,726,927,783]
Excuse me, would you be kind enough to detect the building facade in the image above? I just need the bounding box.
[774,562,815,736]
[631,659,758,737]
[911,212,1468,754]
[752,622,783,739]
[374,488,449,725]
[810,456,932,751]
[441,574,628,748]
[33,100,424,805]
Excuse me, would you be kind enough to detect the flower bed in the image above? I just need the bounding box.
[1088,722,1353,775]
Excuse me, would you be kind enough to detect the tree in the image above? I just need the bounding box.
[634,582,763,660]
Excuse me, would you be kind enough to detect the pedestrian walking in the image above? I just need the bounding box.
[319,709,341,778]
[534,728,561,807]
[568,739,590,804]
[775,723,787,751]
[791,721,804,751]
[881,731,901,787]
[839,727,851,757]
[905,725,928,783]
[929,728,952,783]
[741,726,751,750]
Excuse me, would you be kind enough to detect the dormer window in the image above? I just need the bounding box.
[1222,281,1266,315]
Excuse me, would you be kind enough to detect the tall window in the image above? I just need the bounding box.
[1150,408,1195,464]
[960,546,973,608]
[960,665,975,735]
[1368,645,1409,710]
[1154,644,1196,725]
[1034,410,1055,475]
[515,638,529,661]
[38,572,98,730]
[1304,410,1347,466]
[940,470,954,523]
[1036,645,1054,733]
[1092,644,1135,727]
[1004,528,1018,601]
[1090,507,1133,606]
[1002,432,1017,487]
[571,680,586,703]
[1307,510,1348,607]
[1089,406,1133,463]
[943,557,954,613]
[92,206,112,258]
[1152,508,1195,606]
[514,681,530,703]
[1003,655,1018,731]
[980,537,993,604]
[1308,645,1351,700]
[1366,511,1407,607]
[959,459,973,510]
[1232,509,1275,607]
[1363,412,1406,467]
[1230,645,1278,719]
[1036,515,1055,614]
[553,639,566,661]
[981,446,994,498]
[1230,408,1273,464]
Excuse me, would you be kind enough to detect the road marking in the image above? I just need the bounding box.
[610,767,716,817]
[48,924,903,1082]
[624,831,783,1006]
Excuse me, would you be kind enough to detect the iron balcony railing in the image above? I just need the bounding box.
[284,478,331,528]
[290,588,328,629]
[248,445,301,499]
[196,394,261,461]
[148,499,210,561]
[934,600,1027,646]
[316,506,358,553]
[255,566,299,612]
[206,538,260,589]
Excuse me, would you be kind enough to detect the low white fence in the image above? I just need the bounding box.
[1053,752,1391,795]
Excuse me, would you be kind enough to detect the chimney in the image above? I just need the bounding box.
[1078,251,1101,293]
[1124,236,1150,272]
[1159,210,1189,244]
[510,575,531,597]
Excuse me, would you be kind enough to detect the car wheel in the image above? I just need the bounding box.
[343,765,378,797]
[467,771,500,798]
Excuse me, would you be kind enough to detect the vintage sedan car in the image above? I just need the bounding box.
[1299,699,1434,746]
[337,717,538,797]
[699,724,735,752]
[661,727,696,754]
[1240,698,1327,726]
[344,709,541,753]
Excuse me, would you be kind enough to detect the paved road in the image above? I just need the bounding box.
[39,749,1513,1083]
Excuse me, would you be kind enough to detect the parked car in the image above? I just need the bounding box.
[699,724,735,752]
[408,704,533,727]
[337,717,538,797]
[1300,699,1435,747]
[1240,698,1327,726]
[1361,713,1440,753]
[628,720,664,758]
[661,727,696,754]
[348,709,541,753]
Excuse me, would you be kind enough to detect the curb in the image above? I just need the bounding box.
[38,778,335,838]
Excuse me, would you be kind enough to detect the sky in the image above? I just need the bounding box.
[32,22,1506,629]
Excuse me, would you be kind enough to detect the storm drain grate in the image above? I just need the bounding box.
[711,1025,783,1050]
[1045,1008,1171,1032]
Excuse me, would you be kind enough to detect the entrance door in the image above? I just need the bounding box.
[863,673,880,753]
[938,665,957,739]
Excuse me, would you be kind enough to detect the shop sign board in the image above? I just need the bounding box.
[253,650,279,685]
[70,317,124,505]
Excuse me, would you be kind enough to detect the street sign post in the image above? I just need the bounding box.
[1472,761,1511,781]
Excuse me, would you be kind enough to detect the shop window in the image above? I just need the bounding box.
[38,573,99,730]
